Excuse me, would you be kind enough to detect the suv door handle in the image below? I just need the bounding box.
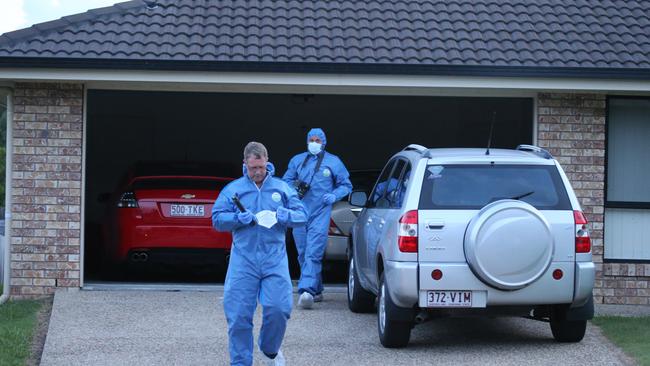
[426,221,445,230]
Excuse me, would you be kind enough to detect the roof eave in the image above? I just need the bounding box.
[1,57,650,80]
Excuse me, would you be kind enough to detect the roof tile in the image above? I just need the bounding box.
[0,0,648,72]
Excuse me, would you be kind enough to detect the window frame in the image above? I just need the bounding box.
[604,96,650,263]
[605,96,650,210]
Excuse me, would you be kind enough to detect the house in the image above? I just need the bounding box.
[0,0,648,304]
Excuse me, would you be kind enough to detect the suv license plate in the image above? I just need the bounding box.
[170,204,204,217]
[427,291,472,307]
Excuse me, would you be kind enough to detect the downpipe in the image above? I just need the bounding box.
[0,233,9,305]
[1,87,13,305]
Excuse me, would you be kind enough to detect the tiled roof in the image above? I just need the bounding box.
[0,0,649,76]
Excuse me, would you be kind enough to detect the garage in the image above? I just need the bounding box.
[83,89,533,283]
[3,0,649,305]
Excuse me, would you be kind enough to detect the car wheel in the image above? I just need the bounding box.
[347,254,375,313]
[377,273,412,348]
[550,306,587,342]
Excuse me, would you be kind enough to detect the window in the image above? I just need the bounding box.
[419,164,571,210]
[0,91,6,278]
[0,90,6,210]
[368,159,395,208]
[605,98,650,260]
[383,159,405,208]
[606,99,650,205]
[393,163,411,208]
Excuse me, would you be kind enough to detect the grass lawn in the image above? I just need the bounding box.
[592,316,650,366]
[0,298,43,366]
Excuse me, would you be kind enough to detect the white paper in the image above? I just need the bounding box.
[255,210,277,229]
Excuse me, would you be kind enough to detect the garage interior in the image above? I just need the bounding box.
[83,89,533,284]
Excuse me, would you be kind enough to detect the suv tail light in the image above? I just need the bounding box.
[328,219,344,236]
[574,211,591,253]
[398,210,418,252]
[117,191,138,208]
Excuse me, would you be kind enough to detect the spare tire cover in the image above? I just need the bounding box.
[464,199,554,290]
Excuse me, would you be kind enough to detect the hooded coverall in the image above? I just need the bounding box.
[282,128,352,296]
[212,162,307,365]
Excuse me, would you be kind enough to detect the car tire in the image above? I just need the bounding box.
[377,273,412,348]
[550,306,587,342]
[347,254,375,313]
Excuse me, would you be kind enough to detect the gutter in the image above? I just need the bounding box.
[1,57,650,80]
[0,87,12,305]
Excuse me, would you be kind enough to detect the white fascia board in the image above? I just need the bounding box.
[1,68,650,96]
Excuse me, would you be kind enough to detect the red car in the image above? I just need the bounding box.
[101,163,235,269]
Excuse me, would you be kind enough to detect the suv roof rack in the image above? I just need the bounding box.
[402,144,428,153]
[516,144,553,159]
[402,144,433,158]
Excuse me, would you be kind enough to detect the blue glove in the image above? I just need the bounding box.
[237,210,254,225]
[276,206,290,224]
[323,193,336,205]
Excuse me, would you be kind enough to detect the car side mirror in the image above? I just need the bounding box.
[349,191,367,207]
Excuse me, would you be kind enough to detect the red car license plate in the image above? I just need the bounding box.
[170,204,204,217]
[427,291,472,307]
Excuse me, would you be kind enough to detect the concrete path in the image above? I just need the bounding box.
[41,289,635,366]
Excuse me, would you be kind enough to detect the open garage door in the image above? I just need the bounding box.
[84,90,533,283]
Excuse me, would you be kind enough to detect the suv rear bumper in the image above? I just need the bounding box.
[385,260,419,308]
[384,260,595,309]
[572,261,595,307]
[417,262,580,308]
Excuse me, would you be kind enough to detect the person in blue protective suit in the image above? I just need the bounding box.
[283,128,353,309]
[212,141,307,366]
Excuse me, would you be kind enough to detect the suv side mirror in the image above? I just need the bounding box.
[349,191,367,207]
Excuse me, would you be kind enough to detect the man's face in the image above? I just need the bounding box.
[245,156,268,184]
[308,136,322,144]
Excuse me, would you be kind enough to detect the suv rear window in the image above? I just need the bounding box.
[419,164,571,210]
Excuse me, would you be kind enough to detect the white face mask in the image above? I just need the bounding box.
[308,141,322,155]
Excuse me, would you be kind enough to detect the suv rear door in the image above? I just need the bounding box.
[417,164,575,277]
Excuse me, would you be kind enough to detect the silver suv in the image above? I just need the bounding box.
[347,145,595,348]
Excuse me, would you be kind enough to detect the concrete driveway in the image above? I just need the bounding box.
[41,289,633,366]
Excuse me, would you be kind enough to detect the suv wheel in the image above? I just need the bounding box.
[550,306,587,342]
[347,254,375,313]
[377,273,412,348]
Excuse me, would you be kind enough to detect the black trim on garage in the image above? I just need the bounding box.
[3,57,650,80]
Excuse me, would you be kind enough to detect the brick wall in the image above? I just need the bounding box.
[9,82,83,298]
[537,92,649,305]
[5,85,648,304]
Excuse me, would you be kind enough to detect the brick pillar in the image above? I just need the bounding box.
[10,82,83,298]
[536,93,606,304]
